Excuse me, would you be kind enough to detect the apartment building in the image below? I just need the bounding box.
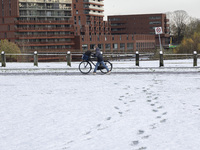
[0,0,157,55]
[72,0,155,52]
[108,14,170,47]
[72,0,110,36]
[0,0,75,53]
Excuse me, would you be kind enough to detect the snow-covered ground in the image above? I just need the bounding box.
[0,59,200,150]
[0,59,200,74]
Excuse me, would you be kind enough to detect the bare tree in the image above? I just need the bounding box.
[167,10,190,44]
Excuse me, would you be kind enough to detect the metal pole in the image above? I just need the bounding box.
[66,51,71,67]
[193,51,197,67]
[158,34,162,52]
[136,51,139,66]
[1,51,6,67]
[159,51,164,67]
[34,51,38,67]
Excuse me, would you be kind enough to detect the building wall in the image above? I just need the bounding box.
[72,0,110,36]
[1,0,157,55]
[76,34,155,53]
[0,0,76,53]
[0,0,19,42]
[108,14,170,47]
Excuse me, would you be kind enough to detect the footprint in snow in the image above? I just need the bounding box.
[84,131,91,135]
[137,147,147,150]
[114,106,119,110]
[106,117,112,121]
[157,106,163,109]
[162,112,167,115]
[131,140,139,146]
[142,135,150,139]
[152,109,158,112]
[137,130,145,135]
[130,100,136,103]
[160,119,167,123]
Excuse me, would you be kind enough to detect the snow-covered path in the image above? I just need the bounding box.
[1,72,200,150]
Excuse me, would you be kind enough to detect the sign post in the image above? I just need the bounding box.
[155,27,163,52]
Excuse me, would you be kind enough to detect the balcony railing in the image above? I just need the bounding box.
[19,14,71,17]
[19,0,72,3]
[15,34,74,38]
[19,6,72,10]
[15,20,73,24]
[18,41,75,46]
[83,0,104,5]
[15,27,74,31]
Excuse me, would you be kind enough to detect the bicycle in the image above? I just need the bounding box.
[79,56,112,74]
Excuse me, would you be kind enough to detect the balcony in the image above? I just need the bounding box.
[15,34,74,39]
[15,20,73,24]
[19,13,72,17]
[19,6,72,10]
[83,0,104,6]
[19,0,72,4]
[18,41,75,47]
[15,27,74,32]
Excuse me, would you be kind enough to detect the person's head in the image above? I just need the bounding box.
[94,45,98,50]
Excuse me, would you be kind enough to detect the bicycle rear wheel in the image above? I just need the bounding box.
[79,61,92,74]
[100,61,112,74]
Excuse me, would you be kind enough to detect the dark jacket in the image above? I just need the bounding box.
[95,47,103,62]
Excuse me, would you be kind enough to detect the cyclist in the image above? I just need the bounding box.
[93,45,111,75]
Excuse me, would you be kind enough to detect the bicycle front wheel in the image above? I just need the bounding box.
[100,61,112,74]
[79,61,92,74]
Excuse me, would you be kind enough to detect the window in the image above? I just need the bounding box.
[127,43,134,50]
[113,43,118,50]
[105,44,111,50]
[149,16,161,20]
[120,43,125,50]
[90,44,95,49]
[82,44,88,50]
[98,44,103,49]
[149,21,161,25]
[76,10,78,14]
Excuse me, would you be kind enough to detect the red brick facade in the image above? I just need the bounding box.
[108,14,170,47]
[0,0,160,54]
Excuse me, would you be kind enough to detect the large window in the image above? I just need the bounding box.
[98,44,103,49]
[149,21,161,25]
[113,43,118,50]
[90,44,95,50]
[105,44,111,50]
[120,43,125,50]
[127,43,134,50]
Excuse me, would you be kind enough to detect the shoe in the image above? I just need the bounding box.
[93,72,96,75]
[106,71,111,74]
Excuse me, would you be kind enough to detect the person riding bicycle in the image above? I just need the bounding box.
[93,45,110,75]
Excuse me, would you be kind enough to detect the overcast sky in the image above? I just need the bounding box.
[104,0,200,20]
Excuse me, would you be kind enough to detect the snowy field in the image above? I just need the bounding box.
[1,59,200,150]
[0,59,200,74]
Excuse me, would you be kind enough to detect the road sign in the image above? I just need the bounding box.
[155,27,163,35]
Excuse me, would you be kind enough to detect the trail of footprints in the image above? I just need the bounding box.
[131,80,168,150]
[63,82,168,150]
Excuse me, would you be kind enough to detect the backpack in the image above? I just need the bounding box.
[82,51,91,61]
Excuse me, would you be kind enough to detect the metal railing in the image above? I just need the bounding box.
[1,51,199,68]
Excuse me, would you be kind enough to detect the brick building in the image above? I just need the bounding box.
[108,14,170,47]
[0,0,75,53]
[0,0,157,54]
